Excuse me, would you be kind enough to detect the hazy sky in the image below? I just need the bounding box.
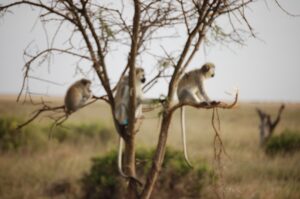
[0,1,300,102]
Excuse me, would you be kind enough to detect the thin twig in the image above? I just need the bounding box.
[274,0,300,17]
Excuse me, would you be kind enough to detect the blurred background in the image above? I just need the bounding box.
[0,1,300,199]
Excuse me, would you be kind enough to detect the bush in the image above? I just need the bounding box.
[0,116,115,152]
[265,129,300,155]
[81,150,125,199]
[81,148,213,199]
[0,117,47,151]
[0,117,23,150]
[51,123,115,144]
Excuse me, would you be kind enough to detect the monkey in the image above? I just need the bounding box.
[64,78,92,115]
[177,62,215,167]
[114,67,146,129]
[114,67,146,182]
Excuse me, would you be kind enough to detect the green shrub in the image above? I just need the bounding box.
[0,117,47,151]
[265,129,300,155]
[0,117,23,150]
[51,123,115,144]
[81,150,124,199]
[0,116,115,152]
[81,148,213,199]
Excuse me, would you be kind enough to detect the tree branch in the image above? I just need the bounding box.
[79,0,114,103]
[169,92,239,114]
[0,1,75,23]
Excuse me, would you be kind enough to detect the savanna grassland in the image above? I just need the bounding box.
[0,95,300,199]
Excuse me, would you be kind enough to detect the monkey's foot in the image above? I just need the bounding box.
[211,101,221,105]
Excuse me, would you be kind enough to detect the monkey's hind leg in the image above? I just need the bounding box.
[178,90,199,104]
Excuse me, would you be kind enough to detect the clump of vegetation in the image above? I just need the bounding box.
[0,117,46,151]
[0,117,23,150]
[81,151,125,199]
[265,129,300,155]
[50,123,115,144]
[0,117,115,152]
[81,148,213,199]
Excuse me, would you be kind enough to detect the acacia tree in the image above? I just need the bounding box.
[1,0,291,198]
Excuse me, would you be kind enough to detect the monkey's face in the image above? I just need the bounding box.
[81,79,92,92]
[202,63,215,79]
[136,68,146,83]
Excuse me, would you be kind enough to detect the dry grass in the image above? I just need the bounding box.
[0,95,300,199]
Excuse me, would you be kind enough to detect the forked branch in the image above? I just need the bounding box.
[256,104,285,145]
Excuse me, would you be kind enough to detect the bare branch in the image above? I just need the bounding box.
[79,0,114,102]
[178,0,191,34]
[17,103,64,129]
[274,0,300,17]
[169,92,239,114]
[17,95,108,130]
[0,1,75,23]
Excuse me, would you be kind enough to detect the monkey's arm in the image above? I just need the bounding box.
[115,104,129,125]
[140,97,165,113]
[196,78,210,103]
[114,82,130,125]
[141,98,163,105]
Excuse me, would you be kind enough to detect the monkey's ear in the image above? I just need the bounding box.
[81,79,91,85]
[202,64,209,72]
[136,68,144,74]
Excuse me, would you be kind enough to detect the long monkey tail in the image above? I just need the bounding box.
[117,136,143,186]
[118,136,127,177]
[181,107,193,168]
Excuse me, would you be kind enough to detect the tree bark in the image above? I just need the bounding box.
[124,136,139,198]
[140,112,172,199]
[125,1,141,198]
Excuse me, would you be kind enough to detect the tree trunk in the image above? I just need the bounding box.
[125,1,141,198]
[140,113,172,199]
[256,104,284,145]
[124,135,138,199]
